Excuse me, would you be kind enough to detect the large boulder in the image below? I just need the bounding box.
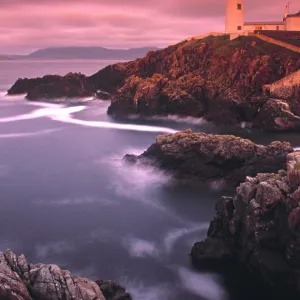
[191,152,300,297]
[0,249,131,300]
[124,130,293,186]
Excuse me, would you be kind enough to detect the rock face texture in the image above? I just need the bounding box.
[7,35,300,131]
[0,249,131,300]
[104,35,300,130]
[191,151,300,297]
[124,130,294,186]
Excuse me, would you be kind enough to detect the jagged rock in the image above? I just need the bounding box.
[96,90,112,100]
[124,130,293,186]
[96,281,132,300]
[0,249,129,300]
[105,35,300,128]
[108,73,206,117]
[254,99,300,131]
[7,73,94,101]
[191,151,300,297]
[264,69,300,115]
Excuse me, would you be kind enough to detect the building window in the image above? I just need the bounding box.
[237,26,242,30]
[276,26,279,30]
[237,4,242,10]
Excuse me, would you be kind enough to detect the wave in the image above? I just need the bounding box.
[0,128,61,138]
[121,223,208,260]
[128,114,207,125]
[122,237,159,258]
[178,268,227,300]
[294,147,300,151]
[1,93,27,100]
[209,179,226,191]
[163,223,209,254]
[51,113,177,133]
[119,278,172,300]
[0,102,177,134]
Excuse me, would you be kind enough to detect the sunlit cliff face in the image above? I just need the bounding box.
[0,0,298,54]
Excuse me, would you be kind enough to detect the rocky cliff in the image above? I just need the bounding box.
[124,130,293,186]
[0,249,131,300]
[7,35,300,131]
[191,151,300,298]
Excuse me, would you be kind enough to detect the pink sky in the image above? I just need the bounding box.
[0,0,299,54]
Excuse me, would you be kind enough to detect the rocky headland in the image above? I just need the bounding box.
[7,35,300,131]
[191,150,300,297]
[0,249,131,300]
[124,130,293,186]
[124,130,300,297]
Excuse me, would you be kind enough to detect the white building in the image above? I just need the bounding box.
[225,0,300,33]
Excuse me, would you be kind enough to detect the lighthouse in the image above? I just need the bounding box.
[225,0,245,32]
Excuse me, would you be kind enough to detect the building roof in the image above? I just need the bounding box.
[244,21,284,25]
[286,11,300,18]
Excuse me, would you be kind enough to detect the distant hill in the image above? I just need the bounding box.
[17,46,160,60]
[0,55,13,60]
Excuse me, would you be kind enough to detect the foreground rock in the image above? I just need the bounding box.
[191,151,300,297]
[0,249,131,300]
[124,130,293,186]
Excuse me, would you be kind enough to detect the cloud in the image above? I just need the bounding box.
[0,0,298,53]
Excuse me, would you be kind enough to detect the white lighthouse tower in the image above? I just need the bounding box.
[226,0,245,32]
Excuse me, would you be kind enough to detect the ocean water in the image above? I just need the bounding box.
[0,60,299,300]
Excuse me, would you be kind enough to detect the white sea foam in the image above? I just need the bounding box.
[129,114,207,125]
[51,113,177,133]
[209,179,226,191]
[0,128,61,139]
[109,162,170,212]
[2,93,27,101]
[0,102,177,133]
[163,224,209,254]
[120,278,172,300]
[122,237,159,258]
[294,147,300,151]
[178,268,227,300]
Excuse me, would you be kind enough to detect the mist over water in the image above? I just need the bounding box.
[0,60,299,300]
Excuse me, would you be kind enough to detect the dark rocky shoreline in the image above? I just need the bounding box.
[124,130,300,297]
[191,151,300,298]
[124,130,293,186]
[6,35,300,132]
[0,249,131,300]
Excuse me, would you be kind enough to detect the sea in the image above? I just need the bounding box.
[0,59,299,300]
